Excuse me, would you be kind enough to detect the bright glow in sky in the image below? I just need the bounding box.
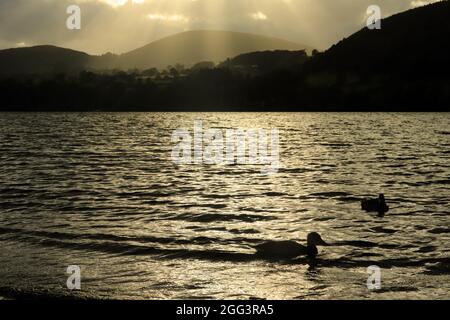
[0,0,441,54]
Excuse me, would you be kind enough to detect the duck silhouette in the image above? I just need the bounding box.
[254,232,330,259]
[361,194,389,215]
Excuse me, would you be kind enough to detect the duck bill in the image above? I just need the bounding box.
[320,239,331,246]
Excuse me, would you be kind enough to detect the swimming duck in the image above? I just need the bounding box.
[254,232,330,259]
[361,194,389,214]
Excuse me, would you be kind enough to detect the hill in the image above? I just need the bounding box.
[307,1,450,76]
[0,45,91,76]
[116,30,311,69]
[219,50,309,75]
[300,0,450,108]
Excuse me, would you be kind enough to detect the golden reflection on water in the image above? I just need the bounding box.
[0,113,449,299]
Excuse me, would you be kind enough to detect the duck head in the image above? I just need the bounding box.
[307,232,329,247]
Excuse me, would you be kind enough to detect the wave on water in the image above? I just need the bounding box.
[1,227,449,275]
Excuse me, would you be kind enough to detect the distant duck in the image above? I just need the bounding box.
[254,232,330,259]
[361,194,389,215]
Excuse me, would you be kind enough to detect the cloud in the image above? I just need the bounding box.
[251,11,268,21]
[410,0,441,8]
[147,13,190,23]
[76,0,145,6]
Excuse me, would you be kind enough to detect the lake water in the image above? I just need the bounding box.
[0,113,449,300]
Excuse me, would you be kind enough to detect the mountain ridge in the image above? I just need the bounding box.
[1,1,449,110]
[117,30,311,69]
[0,30,311,75]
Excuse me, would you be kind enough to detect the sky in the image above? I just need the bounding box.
[0,0,441,55]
